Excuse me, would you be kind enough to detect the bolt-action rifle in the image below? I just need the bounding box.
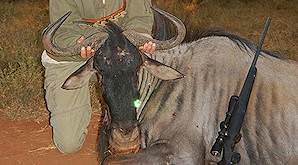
[210,17,271,164]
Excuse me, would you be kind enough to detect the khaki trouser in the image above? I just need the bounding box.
[42,60,91,154]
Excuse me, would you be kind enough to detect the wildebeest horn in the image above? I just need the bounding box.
[123,7,186,50]
[42,11,108,56]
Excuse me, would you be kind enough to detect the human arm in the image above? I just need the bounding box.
[120,0,156,53]
[49,0,101,61]
[79,0,156,56]
[120,0,154,35]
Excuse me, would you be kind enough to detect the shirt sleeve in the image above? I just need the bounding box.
[120,0,154,35]
[49,0,102,61]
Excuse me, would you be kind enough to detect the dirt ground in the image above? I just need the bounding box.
[0,111,101,165]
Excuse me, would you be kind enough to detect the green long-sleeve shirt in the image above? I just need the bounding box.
[48,0,154,61]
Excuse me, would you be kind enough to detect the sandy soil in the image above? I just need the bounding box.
[0,112,101,165]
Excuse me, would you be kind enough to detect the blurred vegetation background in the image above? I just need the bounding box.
[0,0,297,120]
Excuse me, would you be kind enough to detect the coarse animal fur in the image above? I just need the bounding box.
[132,35,298,164]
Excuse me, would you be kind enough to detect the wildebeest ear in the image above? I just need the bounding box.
[142,54,184,80]
[62,57,97,90]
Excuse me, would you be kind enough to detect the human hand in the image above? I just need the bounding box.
[139,41,156,54]
[77,36,95,58]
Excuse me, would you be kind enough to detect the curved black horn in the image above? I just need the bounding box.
[42,11,108,56]
[123,7,186,50]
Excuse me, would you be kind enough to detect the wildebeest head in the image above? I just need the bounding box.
[42,6,186,154]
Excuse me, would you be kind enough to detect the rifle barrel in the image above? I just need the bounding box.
[251,17,271,67]
[218,17,272,164]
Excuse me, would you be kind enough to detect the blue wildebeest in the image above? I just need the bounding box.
[42,7,298,165]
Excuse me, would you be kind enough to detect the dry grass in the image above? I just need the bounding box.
[0,0,297,120]
[0,0,48,120]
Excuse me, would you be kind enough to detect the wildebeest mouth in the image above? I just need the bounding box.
[42,6,186,56]
[108,125,141,155]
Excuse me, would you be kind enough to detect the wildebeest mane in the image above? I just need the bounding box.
[187,29,282,59]
[150,6,282,59]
